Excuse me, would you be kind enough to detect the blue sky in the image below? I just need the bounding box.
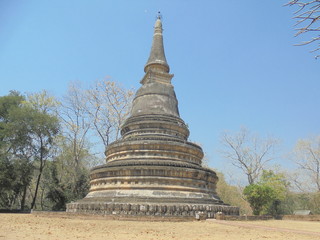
[1,0,319,177]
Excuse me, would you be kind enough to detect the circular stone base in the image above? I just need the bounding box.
[66,201,239,218]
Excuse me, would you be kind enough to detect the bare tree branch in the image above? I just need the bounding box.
[293,136,320,191]
[287,0,320,58]
[58,82,91,167]
[220,127,279,185]
[84,79,134,150]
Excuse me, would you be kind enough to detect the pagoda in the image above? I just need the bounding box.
[66,16,239,218]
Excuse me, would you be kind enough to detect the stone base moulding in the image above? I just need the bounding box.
[66,202,239,219]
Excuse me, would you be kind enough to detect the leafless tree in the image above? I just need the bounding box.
[84,79,134,148]
[220,127,279,185]
[58,82,91,167]
[59,79,133,165]
[293,136,320,191]
[287,0,320,58]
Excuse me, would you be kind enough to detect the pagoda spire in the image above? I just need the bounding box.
[144,13,170,73]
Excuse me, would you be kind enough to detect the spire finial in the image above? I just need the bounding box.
[157,11,162,20]
[144,14,169,73]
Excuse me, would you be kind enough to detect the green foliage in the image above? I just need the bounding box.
[0,92,34,210]
[215,171,252,215]
[5,98,60,209]
[44,160,87,211]
[281,192,320,215]
[0,157,17,208]
[0,88,112,211]
[0,92,24,149]
[0,91,60,210]
[260,170,290,215]
[42,161,89,211]
[243,184,275,215]
[45,163,69,210]
[243,170,290,215]
[0,91,24,121]
[39,137,90,210]
[260,170,289,198]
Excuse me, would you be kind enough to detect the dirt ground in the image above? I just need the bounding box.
[1,213,320,240]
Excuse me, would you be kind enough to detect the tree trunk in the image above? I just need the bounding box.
[31,143,45,210]
[31,169,42,210]
[21,184,27,211]
[247,174,254,185]
[40,186,45,210]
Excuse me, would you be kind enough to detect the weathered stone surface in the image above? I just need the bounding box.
[67,202,239,217]
[66,16,239,218]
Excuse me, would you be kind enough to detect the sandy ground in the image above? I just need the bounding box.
[1,213,320,240]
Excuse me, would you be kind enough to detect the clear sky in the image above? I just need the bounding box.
[1,0,319,177]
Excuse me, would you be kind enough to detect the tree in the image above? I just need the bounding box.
[59,79,133,164]
[0,92,34,210]
[259,170,289,200]
[281,191,320,214]
[259,170,290,215]
[59,82,92,167]
[220,127,279,185]
[215,171,252,215]
[293,136,320,192]
[0,157,33,209]
[287,0,320,58]
[8,105,59,210]
[243,170,289,215]
[0,79,133,210]
[25,90,59,114]
[0,91,60,210]
[42,136,91,210]
[44,157,89,211]
[243,184,275,215]
[84,79,134,149]
[25,90,90,210]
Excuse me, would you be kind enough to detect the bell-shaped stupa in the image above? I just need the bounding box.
[67,16,239,218]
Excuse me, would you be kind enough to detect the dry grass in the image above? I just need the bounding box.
[1,213,319,240]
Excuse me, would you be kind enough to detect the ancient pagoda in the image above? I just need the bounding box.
[66,16,239,218]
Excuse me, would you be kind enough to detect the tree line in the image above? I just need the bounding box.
[0,80,319,215]
[218,127,320,215]
[0,79,133,211]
